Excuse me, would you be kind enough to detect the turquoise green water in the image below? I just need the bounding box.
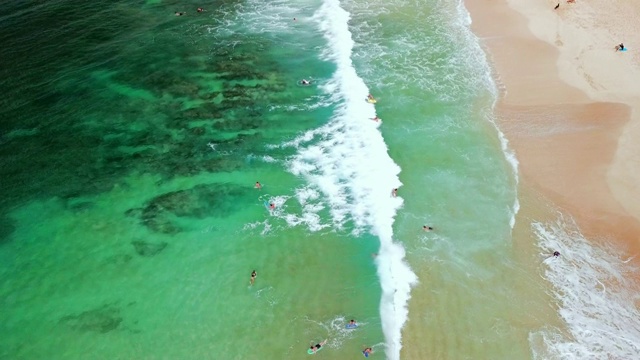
[0,0,578,359]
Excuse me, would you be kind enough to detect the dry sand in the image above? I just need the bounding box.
[465,0,640,252]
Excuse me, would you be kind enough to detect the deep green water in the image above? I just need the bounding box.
[1,0,385,358]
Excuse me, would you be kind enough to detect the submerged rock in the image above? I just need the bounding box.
[135,183,252,233]
[59,304,123,333]
[131,240,168,257]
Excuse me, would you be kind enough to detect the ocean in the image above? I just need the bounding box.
[1,0,639,359]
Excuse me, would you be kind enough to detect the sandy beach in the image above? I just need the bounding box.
[465,0,640,252]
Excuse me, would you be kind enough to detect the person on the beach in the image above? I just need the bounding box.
[423,225,434,231]
[250,270,257,285]
[309,339,327,353]
[391,188,398,197]
[175,11,186,16]
[554,3,559,10]
[363,347,373,357]
[301,79,310,85]
[269,203,276,210]
[616,43,624,51]
[255,181,262,189]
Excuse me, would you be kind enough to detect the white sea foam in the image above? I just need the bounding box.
[530,215,640,359]
[281,1,418,358]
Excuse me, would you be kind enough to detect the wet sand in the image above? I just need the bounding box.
[465,0,640,252]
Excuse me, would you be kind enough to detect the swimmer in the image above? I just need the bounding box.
[255,181,262,189]
[250,270,257,285]
[553,251,560,257]
[371,116,381,122]
[363,347,373,357]
[301,79,310,85]
[197,7,205,12]
[347,319,357,328]
[269,203,276,210]
[391,188,398,197]
[309,339,327,353]
[423,225,434,231]
[293,17,297,21]
[175,11,186,16]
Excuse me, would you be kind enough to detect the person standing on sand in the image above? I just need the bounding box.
[616,43,625,51]
[250,270,257,285]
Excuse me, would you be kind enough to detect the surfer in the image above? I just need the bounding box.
[197,7,205,12]
[371,116,381,122]
[423,225,434,231]
[255,181,262,189]
[391,188,398,197]
[309,339,327,353]
[363,347,373,357]
[269,203,276,210]
[301,79,310,85]
[250,270,257,285]
[367,94,375,101]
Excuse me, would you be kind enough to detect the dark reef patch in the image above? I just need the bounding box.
[131,240,168,257]
[59,304,123,334]
[136,183,252,233]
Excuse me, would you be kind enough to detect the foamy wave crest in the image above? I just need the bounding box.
[530,215,640,359]
[285,1,418,358]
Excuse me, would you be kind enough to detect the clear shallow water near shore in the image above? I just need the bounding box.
[2,0,640,359]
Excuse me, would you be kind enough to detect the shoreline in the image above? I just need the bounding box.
[464,0,640,253]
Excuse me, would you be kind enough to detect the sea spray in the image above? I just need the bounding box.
[285,0,418,358]
[531,215,640,359]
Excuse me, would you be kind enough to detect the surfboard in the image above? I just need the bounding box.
[346,324,358,329]
[620,48,628,52]
[307,346,324,355]
[367,98,377,104]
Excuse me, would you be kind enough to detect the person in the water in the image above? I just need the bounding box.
[347,319,357,328]
[197,7,205,12]
[423,225,434,231]
[255,181,262,189]
[363,347,373,357]
[553,251,560,257]
[391,188,398,197]
[250,270,257,285]
[175,11,186,16]
[269,203,276,210]
[367,94,375,101]
[309,339,327,353]
[301,79,310,85]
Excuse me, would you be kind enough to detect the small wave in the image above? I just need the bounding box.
[530,214,640,359]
